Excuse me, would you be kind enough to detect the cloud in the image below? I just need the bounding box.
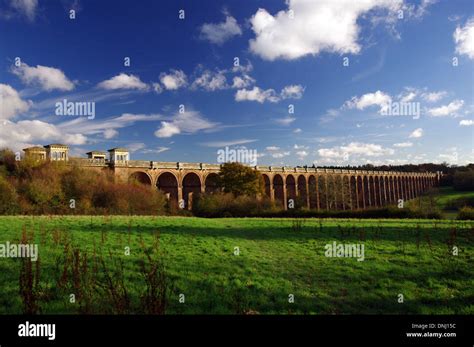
[235,86,279,103]
[10,0,38,21]
[399,90,417,103]
[154,122,180,138]
[280,84,304,99]
[231,75,255,89]
[454,17,474,59]
[344,90,392,113]
[192,70,227,91]
[393,142,413,148]
[231,61,253,74]
[266,146,290,159]
[201,139,257,147]
[248,0,403,61]
[265,146,291,158]
[427,99,464,117]
[200,14,242,45]
[275,116,296,126]
[0,84,32,120]
[128,143,146,153]
[318,142,394,161]
[12,63,75,91]
[159,69,187,90]
[154,110,217,138]
[57,112,163,137]
[422,91,447,102]
[460,119,474,126]
[0,119,86,152]
[235,84,304,103]
[293,128,302,133]
[152,83,163,94]
[409,128,423,138]
[103,129,118,139]
[142,146,170,154]
[295,150,308,160]
[98,73,148,91]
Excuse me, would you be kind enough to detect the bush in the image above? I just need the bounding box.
[0,175,19,214]
[192,192,441,219]
[193,192,276,217]
[453,170,474,191]
[444,196,474,211]
[457,207,474,220]
[0,157,167,215]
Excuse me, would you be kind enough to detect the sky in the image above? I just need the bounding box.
[0,0,473,167]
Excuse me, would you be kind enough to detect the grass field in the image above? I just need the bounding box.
[0,216,473,315]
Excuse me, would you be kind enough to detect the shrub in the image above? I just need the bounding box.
[193,192,276,217]
[453,170,474,191]
[457,207,474,220]
[444,196,474,211]
[0,175,19,214]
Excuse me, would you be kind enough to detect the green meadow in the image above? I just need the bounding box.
[0,216,472,314]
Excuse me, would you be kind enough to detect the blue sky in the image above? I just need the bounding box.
[0,0,473,166]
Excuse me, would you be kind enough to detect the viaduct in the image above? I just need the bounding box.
[23,144,440,210]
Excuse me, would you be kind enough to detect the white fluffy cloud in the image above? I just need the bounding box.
[200,15,242,45]
[158,69,187,91]
[235,84,304,103]
[460,119,474,126]
[249,0,403,61]
[235,86,279,103]
[0,119,86,152]
[192,70,227,91]
[98,73,148,91]
[454,17,474,59]
[154,110,217,138]
[231,75,255,89]
[427,99,464,117]
[0,83,32,120]
[12,63,75,91]
[409,128,423,138]
[344,90,392,112]
[281,85,304,99]
[154,122,181,138]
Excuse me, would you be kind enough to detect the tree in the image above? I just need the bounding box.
[453,169,474,191]
[217,162,264,197]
